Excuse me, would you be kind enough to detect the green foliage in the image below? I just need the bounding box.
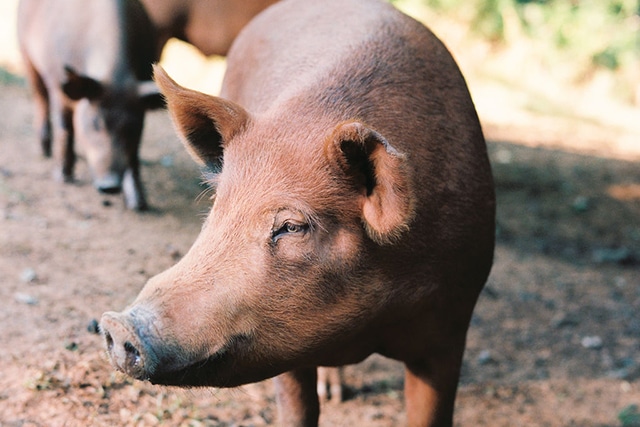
[0,66,24,86]
[421,0,639,72]
[619,404,640,427]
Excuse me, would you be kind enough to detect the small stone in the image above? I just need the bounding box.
[65,342,79,351]
[581,335,603,349]
[494,149,513,164]
[20,268,37,283]
[0,167,13,178]
[551,312,579,328]
[592,247,634,265]
[477,349,495,365]
[166,244,182,261]
[15,292,38,305]
[87,318,100,335]
[571,196,590,213]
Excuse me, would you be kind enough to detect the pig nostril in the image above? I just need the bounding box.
[124,341,139,356]
[124,341,141,366]
[104,331,114,351]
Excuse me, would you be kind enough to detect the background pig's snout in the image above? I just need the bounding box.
[94,172,123,195]
[100,312,148,380]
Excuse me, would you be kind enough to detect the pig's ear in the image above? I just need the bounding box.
[153,65,249,171]
[62,65,103,101]
[137,81,166,110]
[326,121,415,244]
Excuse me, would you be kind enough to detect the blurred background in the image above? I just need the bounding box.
[2,0,639,158]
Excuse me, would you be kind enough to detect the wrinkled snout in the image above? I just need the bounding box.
[100,311,151,380]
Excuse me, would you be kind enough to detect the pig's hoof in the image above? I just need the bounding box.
[123,190,148,211]
[122,170,147,211]
[41,145,52,158]
[126,198,148,212]
[53,170,74,184]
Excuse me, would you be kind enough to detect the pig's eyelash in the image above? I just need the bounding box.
[302,212,323,233]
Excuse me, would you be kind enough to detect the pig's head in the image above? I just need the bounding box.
[62,66,164,209]
[100,66,415,387]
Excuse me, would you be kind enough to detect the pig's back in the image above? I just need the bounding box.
[222,0,494,279]
[221,0,483,159]
[220,0,394,111]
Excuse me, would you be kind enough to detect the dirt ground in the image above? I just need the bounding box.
[1,54,639,426]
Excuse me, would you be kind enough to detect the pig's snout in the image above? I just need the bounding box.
[94,173,123,195]
[100,311,151,380]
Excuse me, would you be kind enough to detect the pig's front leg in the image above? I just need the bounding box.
[50,96,75,183]
[404,352,464,427]
[274,368,320,427]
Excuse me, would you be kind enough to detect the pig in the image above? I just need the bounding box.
[17,0,164,210]
[138,0,280,57]
[100,0,495,425]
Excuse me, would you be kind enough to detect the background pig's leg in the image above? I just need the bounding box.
[317,367,342,403]
[274,368,320,427]
[122,164,147,211]
[22,58,51,157]
[316,367,328,402]
[55,104,75,183]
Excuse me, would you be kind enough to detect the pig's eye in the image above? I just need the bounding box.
[272,221,309,241]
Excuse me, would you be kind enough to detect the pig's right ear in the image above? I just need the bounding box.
[326,121,415,245]
[62,66,103,101]
[153,65,250,171]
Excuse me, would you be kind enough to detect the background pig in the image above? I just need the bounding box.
[101,0,495,425]
[138,0,280,57]
[17,0,164,210]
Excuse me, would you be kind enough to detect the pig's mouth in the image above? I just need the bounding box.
[144,333,276,388]
[147,347,230,386]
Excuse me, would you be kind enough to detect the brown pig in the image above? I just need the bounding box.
[17,0,164,210]
[100,0,495,425]
[138,0,280,57]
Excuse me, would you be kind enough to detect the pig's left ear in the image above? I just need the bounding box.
[62,65,103,101]
[153,65,250,171]
[137,81,166,110]
[326,121,415,244]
